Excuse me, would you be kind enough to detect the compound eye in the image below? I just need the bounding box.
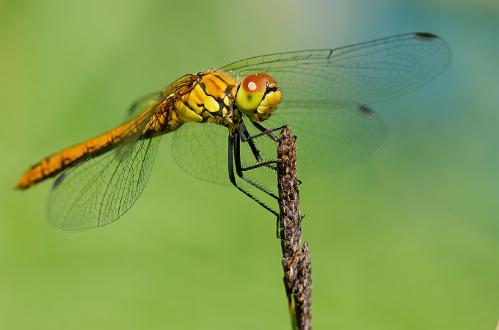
[241,75,266,93]
[236,74,266,113]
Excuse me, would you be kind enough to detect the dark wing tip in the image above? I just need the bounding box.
[357,104,375,116]
[414,32,439,41]
[52,172,66,190]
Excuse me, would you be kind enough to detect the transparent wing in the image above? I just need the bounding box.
[171,122,230,185]
[221,32,451,105]
[48,136,161,231]
[170,102,381,184]
[264,102,383,171]
[117,92,162,157]
[170,122,278,185]
[48,102,164,231]
[124,92,161,121]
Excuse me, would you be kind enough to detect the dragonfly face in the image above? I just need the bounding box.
[235,72,282,122]
[17,32,451,231]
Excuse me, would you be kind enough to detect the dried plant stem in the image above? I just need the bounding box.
[277,127,312,330]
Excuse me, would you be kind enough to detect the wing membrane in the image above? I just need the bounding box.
[170,102,382,183]
[171,122,229,184]
[222,32,451,105]
[264,102,384,170]
[48,136,161,231]
[124,92,161,121]
[48,98,164,231]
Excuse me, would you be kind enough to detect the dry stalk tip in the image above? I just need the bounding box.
[277,127,312,330]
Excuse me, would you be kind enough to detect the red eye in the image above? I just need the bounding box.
[258,72,276,84]
[241,75,266,93]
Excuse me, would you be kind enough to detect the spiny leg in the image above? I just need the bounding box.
[240,122,303,186]
[240,122,289,236]
[234,128,279,201]
[239,123,279,172]
[240,124,264,163]
[249,120,287,142]
[228,134,278,216]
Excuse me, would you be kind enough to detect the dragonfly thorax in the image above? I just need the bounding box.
[172,70,239,128]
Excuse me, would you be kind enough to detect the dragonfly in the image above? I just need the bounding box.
[17,32,450,231]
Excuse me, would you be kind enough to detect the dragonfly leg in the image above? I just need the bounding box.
[234,130,279,201]
[239,124,264,162]
[251,121,287,142]
[240,122,303,186]
[241,121,287,142]
[238,123,279,172]
[228,133,278,216]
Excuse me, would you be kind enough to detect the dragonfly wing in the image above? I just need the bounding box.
[48,100,165,231]
[124,92,162,121]
[170,122,229,185]
[221,32,451,104]
[261,101,384,170]
[171,121,282,185]
[115,92,163,160]
[220,33,449,172]
[48,136,161,231]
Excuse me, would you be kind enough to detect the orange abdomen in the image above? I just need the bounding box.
[16,117,143,190]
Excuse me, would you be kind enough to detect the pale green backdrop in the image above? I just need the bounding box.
[1,0,498,329]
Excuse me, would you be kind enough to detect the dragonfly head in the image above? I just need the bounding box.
[235,72,282,122]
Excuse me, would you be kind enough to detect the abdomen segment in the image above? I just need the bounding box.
[17,116,146,190]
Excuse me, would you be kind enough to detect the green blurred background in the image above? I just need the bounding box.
[1,0,498,329]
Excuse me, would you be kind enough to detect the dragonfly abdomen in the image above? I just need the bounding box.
[16,117,145,190]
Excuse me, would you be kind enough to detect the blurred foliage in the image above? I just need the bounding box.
[0,0,498,329]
